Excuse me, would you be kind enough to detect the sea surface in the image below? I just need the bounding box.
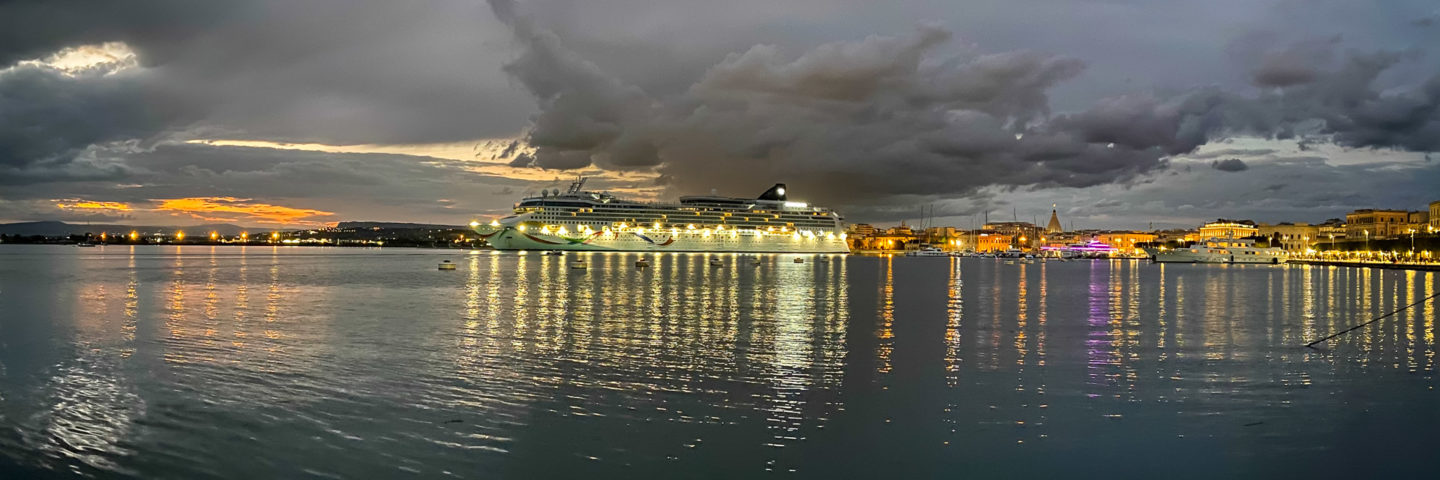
[1,245,1436,479]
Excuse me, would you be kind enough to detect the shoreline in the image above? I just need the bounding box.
[1289,259,1440,272]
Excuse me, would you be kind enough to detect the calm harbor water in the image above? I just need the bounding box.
[1,245,1436,478]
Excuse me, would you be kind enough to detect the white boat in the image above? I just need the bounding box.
[905,247,948,257]
[1152,238,1288,264]
[473,178,849,253]
[997,248,1027,259]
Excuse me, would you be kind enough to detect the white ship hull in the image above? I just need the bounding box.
[475,179,850,254]
[480,226,850,253]
[1153,247,1287,264]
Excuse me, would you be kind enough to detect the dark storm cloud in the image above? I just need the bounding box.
[5,0,1440,224]
[0,0,530,155]
[0,0,237,66]
[1210,158,1249,171]
[486,0,1440,214]
[486,0,1189,209]
[0,61,196,183]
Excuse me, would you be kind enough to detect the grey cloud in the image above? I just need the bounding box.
[977,157,1440,229]
[1,0,531,152]
[0,142,535,224]
[1229,33,1341,88]
[1187,148,1278,159]
[0,64,194,180]
[6,0,1440,225]
[488,0,1177,210]
[1210,158,1249,171]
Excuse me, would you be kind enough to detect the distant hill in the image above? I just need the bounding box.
[0,221,251,237]
[337,221,465,230]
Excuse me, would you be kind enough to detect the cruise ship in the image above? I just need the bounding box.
[472,179,850,253]
[1148,237,1288,264]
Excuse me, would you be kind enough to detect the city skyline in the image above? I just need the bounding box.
[4,1,1440,229]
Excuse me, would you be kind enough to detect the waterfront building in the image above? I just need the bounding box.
[1258,222,1320,251]
[1199,219,1258,239]
[848,223,877,237]
[1154,229,1200,244]
[921,227,961,250]
[983,221,1040,250]
[1316,218,1346,244]
[1095,231,1159,255]
[1345,209,1409,239]
[1431,201,1440,230]
[1406,210,1429,235]
[974,231,1012,252]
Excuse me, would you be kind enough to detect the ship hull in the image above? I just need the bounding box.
[480,227,849,253]
[1153,248,1287,264]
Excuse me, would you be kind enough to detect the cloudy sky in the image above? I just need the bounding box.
[2,0,1438,229]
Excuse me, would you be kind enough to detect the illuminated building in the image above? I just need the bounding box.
[973,231,1012,253]
[1431,201,1440,230]
[983,221,1040,249]
[1257,223,1320,251]
[1199,219,1258,239]
[1406,210,1429,234]
[1316,218,1346,244]
[1094,232,1158,255]
[1345,209,1408,239]
[1045,206,1063,234]
[847,223,877,237]
[1154,229,1200,244]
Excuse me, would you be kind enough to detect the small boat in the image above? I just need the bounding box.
[569,260,587,269]
[544,250,564,256]
[794,258,805,264]
[709,258,723,267]
[905,247,948,257]
[635,259,651,268]
[752,258,762,266]
[76,242,96,247]
[1003,260,1016,265]
[438,260,457,270]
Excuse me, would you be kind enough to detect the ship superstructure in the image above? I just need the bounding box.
[1148,237,1288,264]
[473,179,850,253]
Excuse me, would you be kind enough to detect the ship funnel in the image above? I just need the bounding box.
[757,183,787,201]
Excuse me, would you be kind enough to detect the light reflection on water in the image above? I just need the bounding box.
[0,246,1437,478]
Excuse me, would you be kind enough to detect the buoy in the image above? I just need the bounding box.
[438,260,457,270]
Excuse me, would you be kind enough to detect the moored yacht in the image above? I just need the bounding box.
[1150,237,1288,264]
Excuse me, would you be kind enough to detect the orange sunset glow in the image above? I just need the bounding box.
[53,199,132,212]
[155,197,335,225]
